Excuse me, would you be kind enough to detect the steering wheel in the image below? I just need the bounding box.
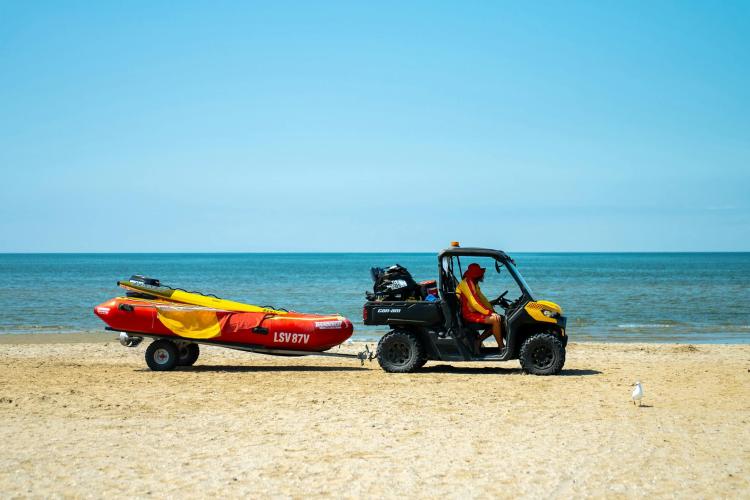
[490,290,509,307]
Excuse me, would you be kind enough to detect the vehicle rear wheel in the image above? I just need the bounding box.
[145,339,179,371]
[176,343,200,366]
[377,330,425,373]
[519,332,565,375]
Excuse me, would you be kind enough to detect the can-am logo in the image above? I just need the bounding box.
[377,308,401,313]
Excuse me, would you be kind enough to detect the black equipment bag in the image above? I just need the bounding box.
[367,264,422,301]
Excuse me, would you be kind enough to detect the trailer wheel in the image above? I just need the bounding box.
[145,340,179,371]
[519,332,565,375]
[377,330,425,373]
[176,343,200,366]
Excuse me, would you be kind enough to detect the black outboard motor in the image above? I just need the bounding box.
[125,275,161,299]
[367,264,423,301]
[129,275,161,287]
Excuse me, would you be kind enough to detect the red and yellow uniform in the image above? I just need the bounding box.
[456,263,494,323]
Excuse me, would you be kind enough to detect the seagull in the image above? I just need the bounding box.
[632,381,644,406]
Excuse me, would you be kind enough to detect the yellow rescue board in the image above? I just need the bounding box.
[118,281,287,315]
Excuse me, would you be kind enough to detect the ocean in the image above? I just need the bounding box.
[0,253,748,343]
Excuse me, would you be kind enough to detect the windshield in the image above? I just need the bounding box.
[506,261,534,299]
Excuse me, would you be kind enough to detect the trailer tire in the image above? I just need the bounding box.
[176,343,200,366]
[145,340,179,371]
[377,330,425,373]
[519,332,565,375]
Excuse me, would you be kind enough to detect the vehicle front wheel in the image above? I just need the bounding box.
[176,343,200,366]
[519,332,565,375]
[376,330,425,373]
[145,339,179,371]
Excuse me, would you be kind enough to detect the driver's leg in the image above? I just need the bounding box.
[478,314,502,350]
[475,317,495,353]
[490,313,504,351]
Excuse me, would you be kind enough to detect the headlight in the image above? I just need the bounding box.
[542,309,559,318]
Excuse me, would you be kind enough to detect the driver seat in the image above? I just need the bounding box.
[445,292,489,333]
[445,292,488,334]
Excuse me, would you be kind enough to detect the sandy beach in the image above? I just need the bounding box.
[0,334,748,498]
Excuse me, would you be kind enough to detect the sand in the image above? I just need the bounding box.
[0,334,748,498]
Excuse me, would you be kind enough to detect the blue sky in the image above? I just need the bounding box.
[0,1,748,252]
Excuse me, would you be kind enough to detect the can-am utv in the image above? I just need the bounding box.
[363,244,568,375]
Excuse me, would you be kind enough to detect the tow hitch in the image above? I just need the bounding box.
[118,332,143,348]
[356,344,375,366]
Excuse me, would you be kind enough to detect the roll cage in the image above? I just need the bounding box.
[437,247,535,304]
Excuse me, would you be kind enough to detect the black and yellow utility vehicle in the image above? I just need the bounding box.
[363,244,568,375]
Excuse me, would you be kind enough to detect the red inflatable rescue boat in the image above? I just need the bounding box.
[94,275,357,370]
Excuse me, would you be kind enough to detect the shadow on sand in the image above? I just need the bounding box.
[138,365,367,373]
[137,365,601,375]
[558,369,602,376]
[421,365,523,375]
[419,365,602,376]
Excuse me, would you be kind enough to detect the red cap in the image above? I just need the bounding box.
[463,263,486,280]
